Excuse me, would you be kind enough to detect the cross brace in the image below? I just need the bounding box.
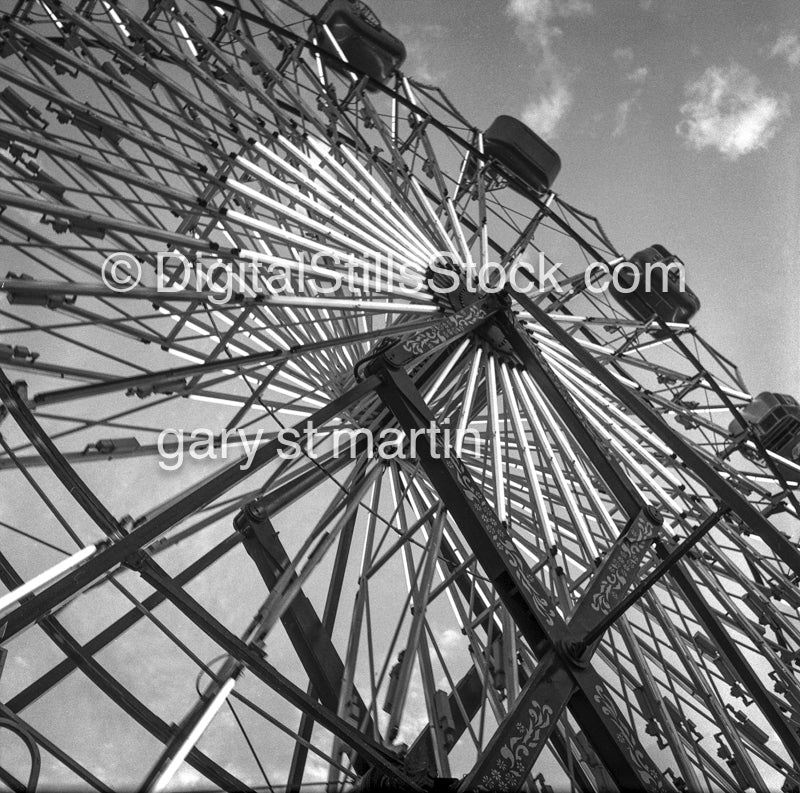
[372,363,668,793]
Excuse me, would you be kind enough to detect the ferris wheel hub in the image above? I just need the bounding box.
[425,264,521,365]
[557,637,591,668]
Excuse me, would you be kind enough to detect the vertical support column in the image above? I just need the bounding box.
[234,499,374,776]
[371,362,667,792]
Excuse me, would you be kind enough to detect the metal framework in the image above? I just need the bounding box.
[1,1,800,791]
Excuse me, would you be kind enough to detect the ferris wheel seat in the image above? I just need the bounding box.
[482,115,561,195]
[609,244,701,331]
[312,0,406,90]
[729,392,800,466]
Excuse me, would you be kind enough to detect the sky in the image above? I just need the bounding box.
[2,1,800,788]
[376,0,800,397]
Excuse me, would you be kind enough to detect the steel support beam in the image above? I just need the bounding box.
[234,491,595,791]
[459,649,572,792]
[0,552,252,792]
[6,533,239,713]
[0,702,112,793]
[660,541,800,767]
[496,312,642,517]
[136,558,421,790]
[0,376,380,642]
[500,294,800,772]
[459,509,662,791]
[6,452,352,712]
[581,508,728,646]
[0,366,118,536]
[27,322,431,407]
[372,364,667,792]
[286,503,359,792]
[405,655,596,793]
[234,499,374,777]
[238,490,596,791]
[510,290,800,579]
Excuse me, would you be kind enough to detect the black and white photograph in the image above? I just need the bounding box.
[1,0,799,790]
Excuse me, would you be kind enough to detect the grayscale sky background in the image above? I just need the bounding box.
[3,1,799,788]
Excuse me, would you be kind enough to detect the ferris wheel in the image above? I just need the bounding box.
[2,1,800,791]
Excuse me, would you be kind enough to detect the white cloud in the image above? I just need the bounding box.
[609,52,648,136]
[613,97,635,137]
[559,0,594,16]
[505,0,590,137]
[398,23,449,83]
[772,32,800,67]
[171,765,207,790]
[302,758,332,783]
[507,0,549,28]
[560,0,593,17]
[677,64,788,159]
[522,79,572,138]
[438,627,464,652]
[627,65,648,84]
[613,47,634,66]
[507,0,593,35]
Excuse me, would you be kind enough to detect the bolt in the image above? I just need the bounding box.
[643,505,664,526]
[246,498,270,522]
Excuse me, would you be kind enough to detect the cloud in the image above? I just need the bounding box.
[562,0,593,15]
[627,65,648,84]
[772,32,800,67]
[613,47,634,66]
[171,766,207,790]
[507,0,550,29]
[610,52,648,136]
[302,758,332,783]
[612,48,647,82]
[438,627,464,652]
[398,23,449,83]
[522,79,573,138]
[677,64,788,159]
[507,0,593,39]
[505,0,591,137]
[613,97,636,137]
